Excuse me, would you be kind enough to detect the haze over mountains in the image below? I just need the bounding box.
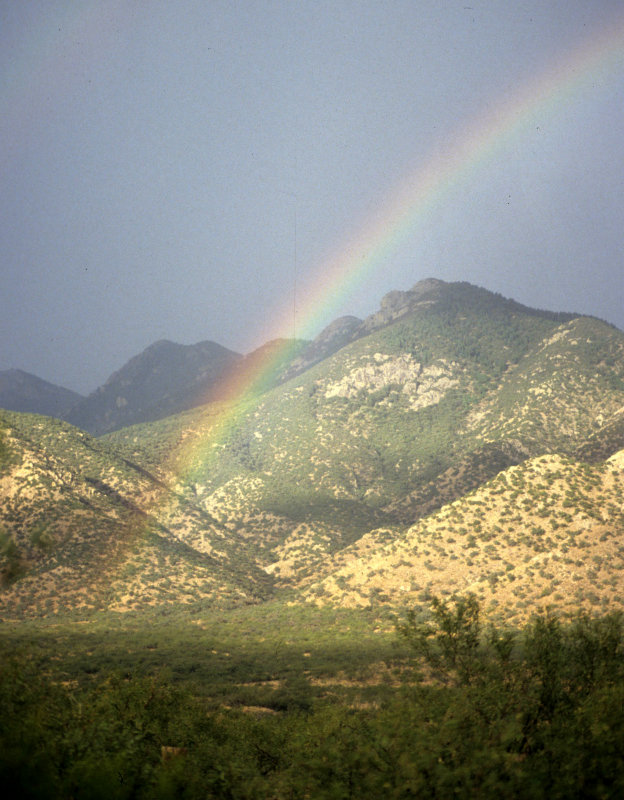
[1,278,623,622]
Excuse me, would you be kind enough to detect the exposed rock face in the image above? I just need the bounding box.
[323,353,422,399]
[323,352,459,409]
[405,362,459,411]
[360,278,446,332]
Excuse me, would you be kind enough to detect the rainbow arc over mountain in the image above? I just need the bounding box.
[4,7,623,486]
[168,15,624,482]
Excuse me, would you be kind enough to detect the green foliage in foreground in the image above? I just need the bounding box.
[2,599,624,798]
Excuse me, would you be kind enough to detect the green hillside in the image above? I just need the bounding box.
[106,280,624,547]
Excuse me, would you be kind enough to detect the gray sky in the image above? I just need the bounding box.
[1,1,623,395]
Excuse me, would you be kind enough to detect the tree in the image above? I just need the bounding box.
[0,528,25,585]
[396,594,482,685]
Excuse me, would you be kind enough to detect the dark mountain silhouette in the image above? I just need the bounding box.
[64,339,242,435]
[0,369,83,418]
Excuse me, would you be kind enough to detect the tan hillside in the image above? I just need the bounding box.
[464,317,624,453]
[574,405,624,463]
[0,410,271,617]
[299,451,624,624]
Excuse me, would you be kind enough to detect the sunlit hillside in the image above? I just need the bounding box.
[298,451,624,624]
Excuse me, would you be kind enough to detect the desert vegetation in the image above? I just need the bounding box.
[1,596,624,798]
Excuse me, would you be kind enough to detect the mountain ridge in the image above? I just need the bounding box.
[1,277,623,620]
[1,278,610,434]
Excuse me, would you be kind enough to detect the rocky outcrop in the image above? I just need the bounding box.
[323,352,459,409]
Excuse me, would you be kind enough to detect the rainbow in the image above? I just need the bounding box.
[284,14,624,345]
[4,7,624,485]
[170,12,624,481]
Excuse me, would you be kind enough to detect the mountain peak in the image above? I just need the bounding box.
[64,340,243,434]
[408,277,447,295]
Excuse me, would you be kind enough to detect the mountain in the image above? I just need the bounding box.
[0,408,271,615]
[62,337,312,436]
[110,279,601,512]
[1,278,624,620]
[100,279,624,612]
[0,369,83,418]
[277,276,566,383]
[279,315,363,382]
[64,339,242,435]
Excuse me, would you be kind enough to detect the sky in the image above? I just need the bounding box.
[1,1,623,395]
